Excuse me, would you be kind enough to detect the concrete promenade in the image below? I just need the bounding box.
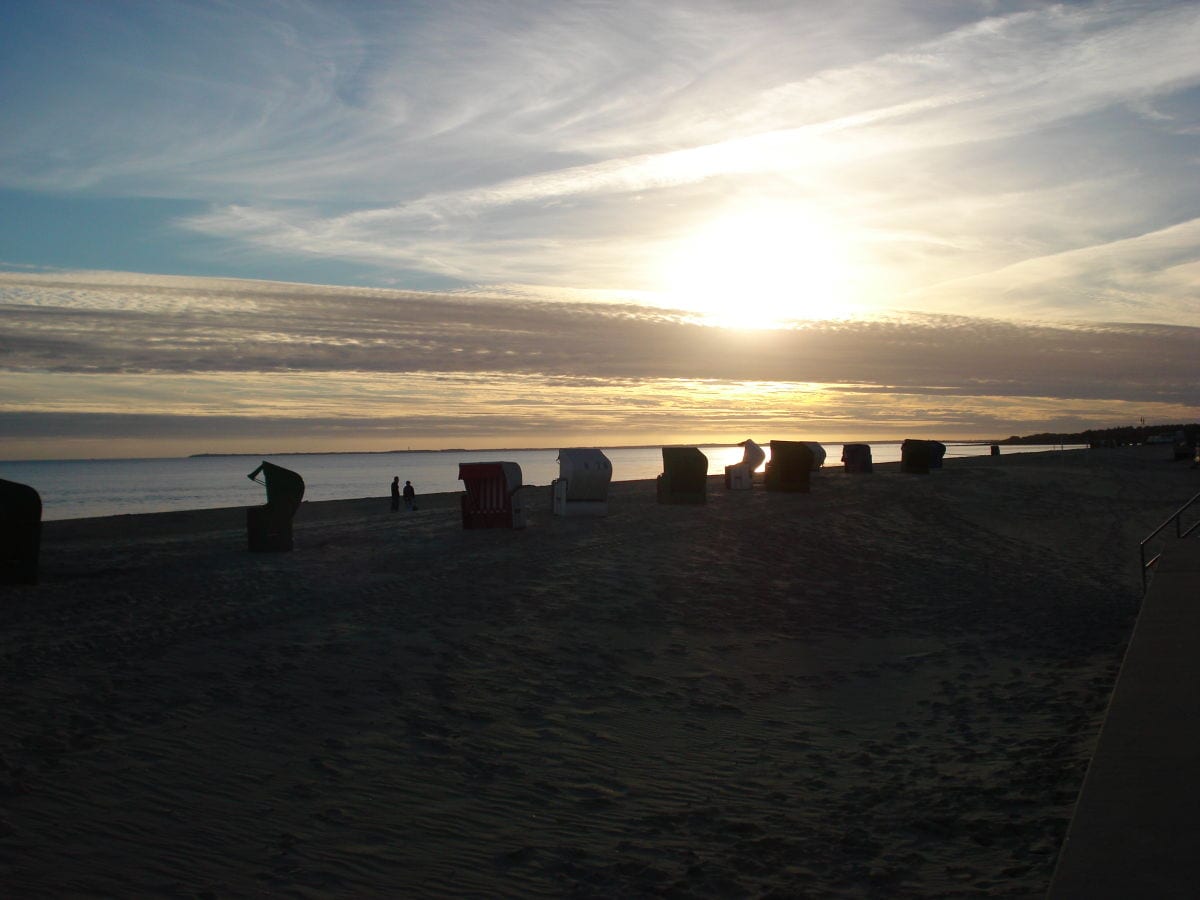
[1049,537,1200,898]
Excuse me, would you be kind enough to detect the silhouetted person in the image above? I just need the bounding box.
[390,476,401,512]
[403,480,416,511]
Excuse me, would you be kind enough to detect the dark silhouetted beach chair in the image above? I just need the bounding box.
[0,478,42,585]
[900,439,944,474]
[657,447,708,504]
[764,440,814,492]
[459,462,527,528]
[246,461,305,551]
[841,443,873,473]
[552,449,612,516]
[725,439,764,490]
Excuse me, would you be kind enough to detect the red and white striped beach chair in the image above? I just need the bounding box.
[458,462,527,529]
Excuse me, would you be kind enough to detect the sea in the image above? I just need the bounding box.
[1,442,1081,522]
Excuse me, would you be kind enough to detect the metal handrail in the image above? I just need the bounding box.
[1140,489,1200,590]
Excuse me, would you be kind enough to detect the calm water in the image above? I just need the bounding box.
[1,443,1078,521]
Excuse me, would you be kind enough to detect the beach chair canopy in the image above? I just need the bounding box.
[900,439,941,473]
[769,441,814,474]
[459,462,523,507]
[556,449,612,501]
[765,440,814,491]
[901,439,946,468]
[0,478,41,522]
[459,461,522,493]
[247,461,305,515]
[459,461,526,528]
[841,443,873,473]
[662,447,707,487]
[0,478,42,585]
[657,447,709,504]
[803,441,827,470]
[245,461,305,552]
[739,439,766,471]
[725,439,765,490]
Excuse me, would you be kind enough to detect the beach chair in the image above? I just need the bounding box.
[246,461,305,551]
[764,440,814,492]
[724,439,765,490]
[804,441,827,470]
[657,447,708,504]
[552,449,612,516]
[929,440,947,468]
[459,462,527,528]
[0,478,42,585]
[841,443,874,473]
[900,439,939,474]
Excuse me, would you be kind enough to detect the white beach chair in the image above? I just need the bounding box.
[725,439,765,490]
[552,449,612,516]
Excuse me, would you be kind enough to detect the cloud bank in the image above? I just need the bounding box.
[2,271,1195,457]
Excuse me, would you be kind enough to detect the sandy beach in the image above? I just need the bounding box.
[2,445,1196,897]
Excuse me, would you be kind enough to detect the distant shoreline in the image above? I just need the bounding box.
[186,438,1001,460]
[180,424,1196,459]
[0,439,1076,466]
[187,443,698,458]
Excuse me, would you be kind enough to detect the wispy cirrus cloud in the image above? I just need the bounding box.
[908,215,1200,322]
[159,3,1200,322]
[12,3,1198,198]
[7,2,1200,327]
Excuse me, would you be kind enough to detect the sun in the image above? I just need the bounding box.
[656,204,853,327]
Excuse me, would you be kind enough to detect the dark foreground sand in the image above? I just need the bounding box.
[2,446,1197,898]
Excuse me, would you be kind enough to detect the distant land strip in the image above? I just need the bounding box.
[1003,423,1198,446]
[187,426,1199,459]
[189,444,674,458]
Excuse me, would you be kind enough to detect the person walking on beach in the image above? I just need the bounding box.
[403,480,416,511]
[390,476,401,512]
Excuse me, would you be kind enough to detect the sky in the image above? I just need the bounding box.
[1,0,1198,459]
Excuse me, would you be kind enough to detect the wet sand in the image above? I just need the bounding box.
[2,446,1196,897]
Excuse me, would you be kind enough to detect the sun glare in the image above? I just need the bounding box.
[656,205,853,328]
